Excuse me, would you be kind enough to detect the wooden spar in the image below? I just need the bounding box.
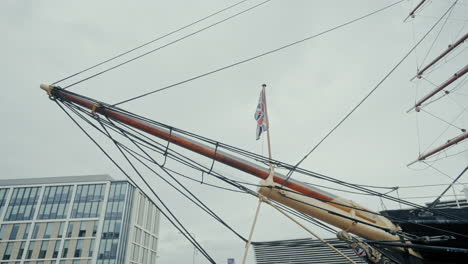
[40,84,339,203]
[414,65,468,109]
[40,84,421,257]
[414,34,467,79]
[409,132,468,165]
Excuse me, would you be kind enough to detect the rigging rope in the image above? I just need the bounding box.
[54,101,217,263]
[56,89,468,224]
[111,0,405,106]
[63,0,273,90]
[52,0,253,85]
[281,0,460,186]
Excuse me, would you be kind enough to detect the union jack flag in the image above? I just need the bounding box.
[352,246,367,258]
[254,87,268,140]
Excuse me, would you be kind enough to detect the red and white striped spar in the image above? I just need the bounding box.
[40,84,420,257]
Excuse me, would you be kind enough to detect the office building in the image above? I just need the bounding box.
[0,175,160,264]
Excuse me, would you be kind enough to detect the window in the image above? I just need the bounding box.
[4,187,40,221]
[58,222,64,238]
[38,186,73,220]
[38,240,49,258]
[71,184,104,218]
[0,225,5,240]
[66,222,74,238]
[23,223,31,239]
[9,224,19,240]
[88,239,95,257]
[17,241,26,259]
[3,242,13,260]
[44,223,53,238]
[52,240,60,258]
[92,221,98,237]
[79,221,87,237]
[32,223,40,239]
[26,241,35,259]
[62,240,70,258]
[74,239,83,257]
[0,189,9,216]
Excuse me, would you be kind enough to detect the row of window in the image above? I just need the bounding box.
[0,260,93,264]
[0,221,98,241]
[0,238,95,261]
[38,186,73,220]
[130,244,157,264]
[133,228,157,252]
[71,185,105,219]
[0,190,9,217]
[4,188,40,221]
[97,183,128,261]
[135,192,159,235]
[0,184,106,222]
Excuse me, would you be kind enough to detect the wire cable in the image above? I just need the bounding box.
[112,0,405,106]
[281,0,460,186]
[63,0,273,90]
[54,100,216,263]
[52,0,252,85]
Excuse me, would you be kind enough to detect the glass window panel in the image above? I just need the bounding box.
[26,241,35,259]
[0,189,9,216]
[23,223,31,239]
[66,222,74,238]
[92,221,98,237]
[3,242,13,260]
[16,241,26,259]
[32,223,41,239]
[4,187,40,221]
[44,223,53,239]
[88,239,95,257]
[79,222,87,237]
[58,222,65,238]
[53,240,61,258]
[0,225,5,240]
[9,224,19,240]
[74,240,83,257]
[38,240,48,259]
[61,240,69,258]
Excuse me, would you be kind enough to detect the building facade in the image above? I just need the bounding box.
[0,175,160,264]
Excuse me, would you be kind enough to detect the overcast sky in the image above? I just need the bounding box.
[1,0,467,263]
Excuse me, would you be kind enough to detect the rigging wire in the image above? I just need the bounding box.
[428,166,468,207]
[102,118,250,243]
[67,89,468,224]
[54,100,217,263]
[282,0,460,186]
[420,107,466,131]
[60,87,468,223]
[63,0,273,90]
[111,0,405,106]
[62,99,252,231]
[55,98,414,236]
[419,1,456,68]
[52,0,253,85]
[60,99,344,240]
[423,161,468,187]
[417,106,467,156]
[50,88,468,243]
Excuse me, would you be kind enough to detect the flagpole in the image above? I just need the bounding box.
[262,84,273,161]
[241,84,274,264]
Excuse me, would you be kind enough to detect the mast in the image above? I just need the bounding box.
[414,33,467,79]
[408,132,468,165]
[412,65,468,110]
[40,84,421,257]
